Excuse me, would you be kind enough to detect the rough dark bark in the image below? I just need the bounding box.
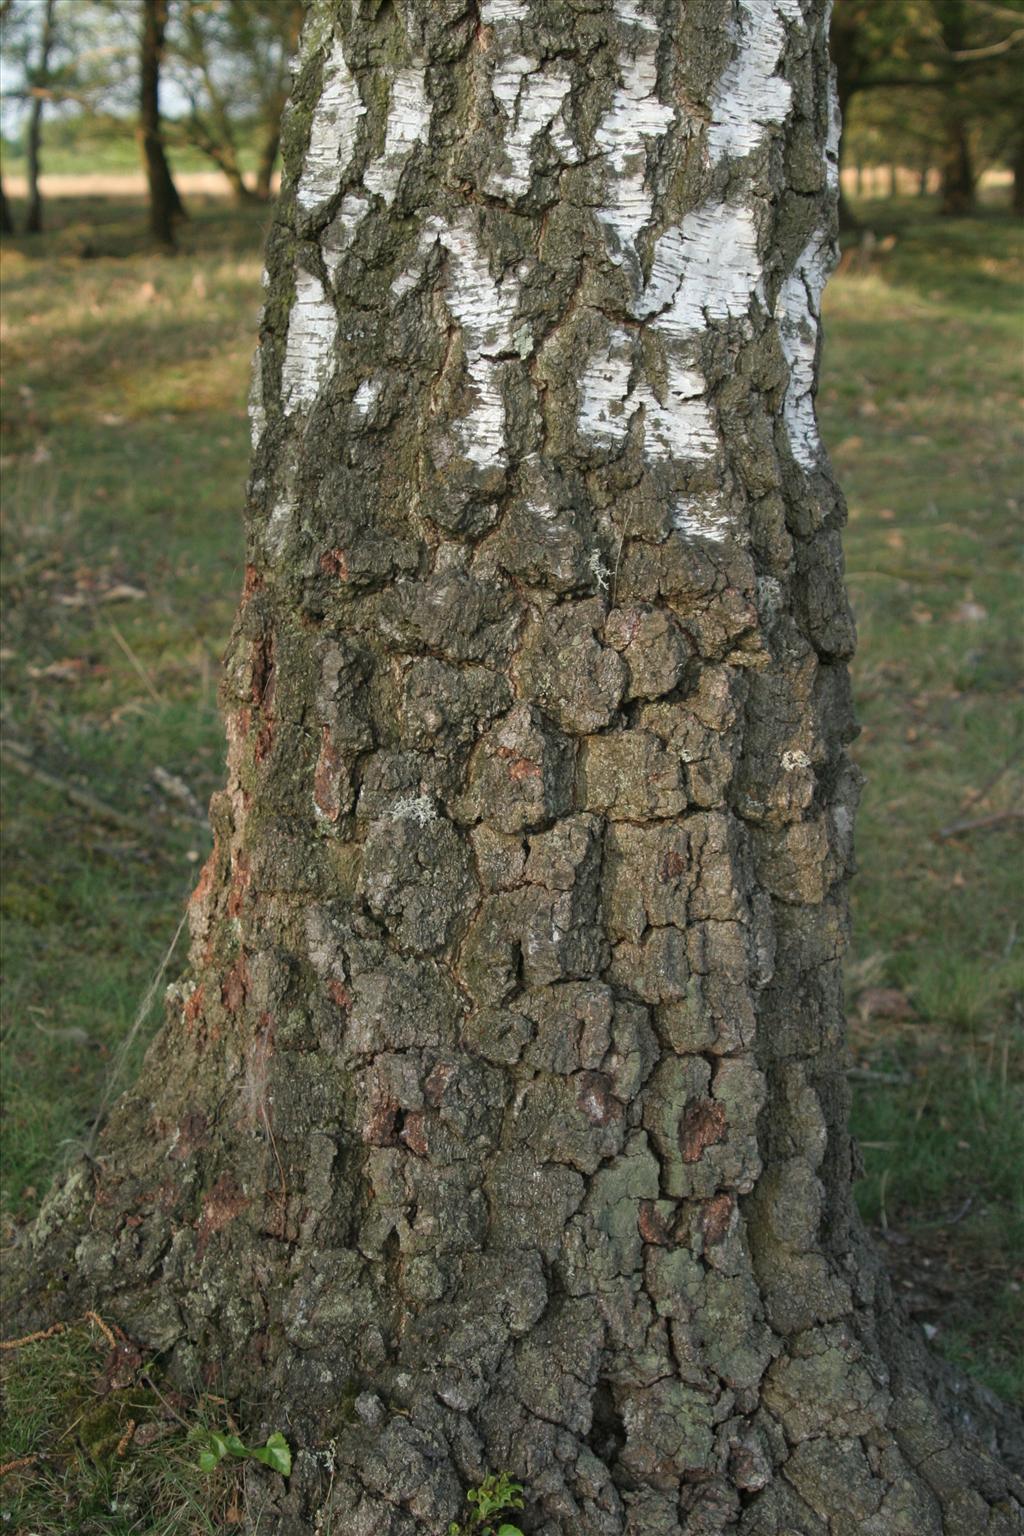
[13,2,1023,1533]
[139,0,185,246]
[24,0,56,236]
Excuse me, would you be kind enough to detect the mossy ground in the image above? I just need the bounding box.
[0,186,1021,1526]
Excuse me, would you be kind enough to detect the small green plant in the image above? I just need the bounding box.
[449,1471,525,1536]
[195,1427,292,1476]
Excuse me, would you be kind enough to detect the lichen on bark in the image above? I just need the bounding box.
[12,0,1023,1532]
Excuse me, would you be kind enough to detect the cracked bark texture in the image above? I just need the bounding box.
[16,1,1024,1532]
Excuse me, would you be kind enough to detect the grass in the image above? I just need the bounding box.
[821,195,1024,1400]
[1,193,268,1221]
[0,183,1021,1521]
[1,113,267,182]
[0,1317,247,1533]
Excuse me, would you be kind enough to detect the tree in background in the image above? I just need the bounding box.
[830,0,921,224]
[23,0,55,231]
[10,1,1023,1530]
[0,0,12,232]
[168,0,303,203]
[832,0,1024,217]
[139,0,185,246]
[0,0,63,234]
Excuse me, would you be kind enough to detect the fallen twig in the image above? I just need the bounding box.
[847,1067,912,1086]
[1,738,157,839]
[0,1322,67,1351]
[152,764,207,825]
[0,1455,38,1478]
[2,737,206,839]
[935,810,1023,841]
[84,1310,119,1350]
[106,618,162,703]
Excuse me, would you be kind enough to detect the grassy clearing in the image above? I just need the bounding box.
[0,183,1021,1467]
[821,195,1024,1401]
[1,194,266,1223]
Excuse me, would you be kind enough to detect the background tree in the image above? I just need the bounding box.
[8,1,1023,1532]
[832,0,1024,216]
[23,0,55,231]
[139,0,184,246]
[167,0,302,203]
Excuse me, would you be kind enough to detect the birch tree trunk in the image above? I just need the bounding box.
[18,1,1023,1532]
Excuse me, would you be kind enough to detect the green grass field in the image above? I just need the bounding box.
[0,187,1021,1525]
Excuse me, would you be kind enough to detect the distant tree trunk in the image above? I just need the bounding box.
[935,1,977,218]
[11,2,1024,1531]
[918,162,929,197]
[254,122,280,201]
[0,172,14,235]
[888,161,898,196]
[139,0,185,247]
[253,2,302,202]
[940,114,976,215]
[24,0,56,236]
[1011,129,1024,217]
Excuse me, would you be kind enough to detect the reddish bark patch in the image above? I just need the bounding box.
[327,978,351,1009]
[195,1174,250,1259]
[221,953,250,1015]
[319,547,349,581]
[250,631,275,708]
[424,1062,455,1107]
[228,850,251,918]
[661,849,687,880]
[254,718,275,764]
[508,757,541,781]
[314,727,345,822]
[243,563,262,599]
[576,1072,622,1127]
[363,1099,399,1147]
[638,1200,672,1246]
[189,845,219,911]
[182,984,205,1030]
[400,1111,429,1157]
[170,1109,209,1163]
[680,1100,728,1163]
[700,1192,735,1247]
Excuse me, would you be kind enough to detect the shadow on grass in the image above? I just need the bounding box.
[841,194,1023,317]
[2,192,275,263]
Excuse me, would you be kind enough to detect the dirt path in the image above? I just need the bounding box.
[3,171,279,198]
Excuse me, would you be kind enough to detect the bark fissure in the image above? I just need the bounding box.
[15,1,1023,1533]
